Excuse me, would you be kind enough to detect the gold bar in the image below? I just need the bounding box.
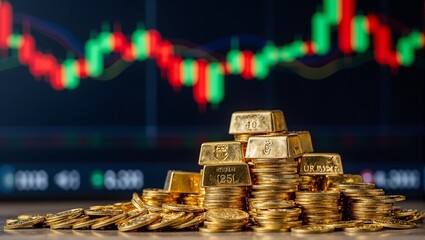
[201,164,252,187]
[299,153,344,175]
[245,134,303,159]
[163,170,201,194]
[289,131,314,153]
[198,141,245,166]
[228,110,287,135]
[321,174,363,190]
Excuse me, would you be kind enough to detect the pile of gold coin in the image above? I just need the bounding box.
[3,109,425,234]
[296,191,342,225]
[140,188,179,208]
[5,202,206,231]
[200,208,249,232]
[333,183,398,221]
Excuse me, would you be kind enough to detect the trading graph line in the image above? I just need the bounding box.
[0,0,424,106]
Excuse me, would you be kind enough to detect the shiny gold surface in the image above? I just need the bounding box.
[299,153,344,175]
[245,134,303,159]
[198,141,245,165]
[289,131,314,153]
[163,170,201,194]
[201,164,252,187]
[229,110,287,135]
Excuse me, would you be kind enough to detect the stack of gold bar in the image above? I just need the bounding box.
[245,134,303,231]
[295,191,342,225]
[200,208,249,233]
[229,110,287,157]
[199,141,252,212]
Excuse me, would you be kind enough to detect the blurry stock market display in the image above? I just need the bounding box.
[0,0,424,199]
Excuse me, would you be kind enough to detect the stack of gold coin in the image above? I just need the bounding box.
[182,187,205,207]
[199,141,252,213]
[203,187,248,210]
[141,188,179,207]
[296,191,342,225]
[334,183,394,221]
[249,200,302,232]
[245,134,303,230]
[200,208,249,232]
[299,175,320,191]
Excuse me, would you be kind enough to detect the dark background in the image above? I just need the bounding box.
[0,0,423,199]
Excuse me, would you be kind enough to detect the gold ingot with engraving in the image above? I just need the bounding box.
[198,141,245,166]
[299,153,343,176]
[245,134,303,159]
[164,170,201,194]
[201,164,252,187]
[289,131,314,153]
[228,110,287,136]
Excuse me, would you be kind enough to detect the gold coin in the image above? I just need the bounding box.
[5,219,18,225]
[89,205,115,210]
[372,218,417,229]
[328,220,364,229]
[45,208,84,222]
[162,203,204,213]
[141,203,163,212]
[252,226,289,232]
[91,212,127,230]
[50,216,89,229]
[385,195,406,202]
[291,225,335,234]
[334,183,375,189]
[255,216,300,222]
[406,210,425,222]
[118,213,160,232]
[203,220,247,228]
[146,212,186,230]
[4,216,45,229]
[131,192,145,210]
[251,200,295,209]
[394,209,417,218]
[129,209,148,218]
[343,223,384,232]
[199,226,242,233]
[168,212,195,227]
[72,216,109,229]
[206,208,249,223]
[256,220,302,227]
[84,209,124,216]
[256,208,301,216]
[17,214,45,220]
[172,213,205,229]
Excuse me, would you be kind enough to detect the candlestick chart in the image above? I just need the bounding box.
[0,0,424,107]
